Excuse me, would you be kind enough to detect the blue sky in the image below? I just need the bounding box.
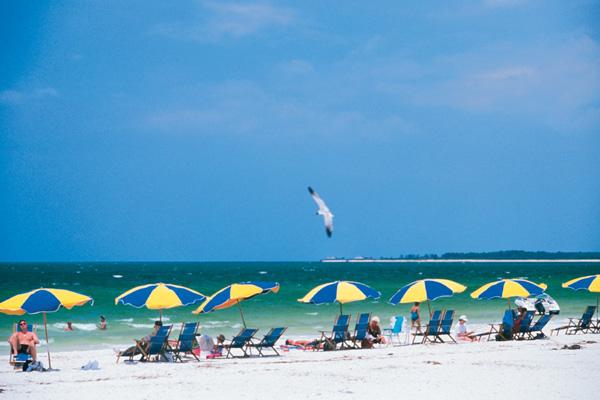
[1,0,599,261]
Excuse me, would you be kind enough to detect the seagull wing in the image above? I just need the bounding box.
[323,212,334,238]
[307,186,331,213]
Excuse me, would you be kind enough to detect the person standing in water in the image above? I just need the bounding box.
[99,316,107,330]
[410,302,422,333]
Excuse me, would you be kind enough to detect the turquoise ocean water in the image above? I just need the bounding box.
[1,262,598,350]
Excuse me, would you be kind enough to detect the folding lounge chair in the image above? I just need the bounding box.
[117,325,173,363]
[172,322,200,362]
[435,310,457,343]
[248,327,287,356]
[524,314,553,339]
[317,314,351,350]
[351,313,371,348]
[383,316,405,345]
[138,325,172,362]
[473,309,515,341]
[513,311,535,340]
[551,306,597,336]
[9,323,36,368]
[224,328,259,358]
[414,310,442,344]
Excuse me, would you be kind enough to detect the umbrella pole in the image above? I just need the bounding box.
[427,301,432,318]
[159,309,162,322]
[507,298,511,309]
[597,294,599,323]
[43,312,52,370]
[237,301,247,328]
[339,303,343,315]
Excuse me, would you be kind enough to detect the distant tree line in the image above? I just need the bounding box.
[380,250,600,260]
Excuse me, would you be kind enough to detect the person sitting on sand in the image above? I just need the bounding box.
[9,319,40,362]
[410,302,422,333]
[117,320,162,358]
[363,316,387,348]
[513,307,527,333]
[64,321,74,331]
[99,316,107,330]
[456,315,476,342]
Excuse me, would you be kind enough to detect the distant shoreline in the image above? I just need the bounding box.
[321,259,600,263]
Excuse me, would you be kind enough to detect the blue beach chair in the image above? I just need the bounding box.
[138,324,173,362]
[513,311,535,340]
[249,327,287,356]
[225,328,259,358]
[383,316,405,345]
[351,313,371,348]
[436,310,457,343]
[525,314,553,339]
[415,310,442,344]
[473,309,515,341]
[551,306,597,335]
[318,314,351,350]
[173,322,200,362]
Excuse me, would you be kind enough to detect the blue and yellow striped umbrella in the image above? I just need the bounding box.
[471,279,547,308]
[0,288,93,369]
[389,279,466,305]
[298,280,381,314]
[116,283,205,320]
[193,281,280,327]
[562,274,600,321]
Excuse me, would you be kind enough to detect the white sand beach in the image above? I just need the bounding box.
[1,333,598,400]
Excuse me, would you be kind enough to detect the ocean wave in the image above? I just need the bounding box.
[230,323,243,329]
[125,323,154,329]
[112,275,124,278]
[305,312,318,316]
[147,317,170,322]
[116,318,134,322]
[74,323,98,331]
[259,271,268,274]
[204,320,229,326]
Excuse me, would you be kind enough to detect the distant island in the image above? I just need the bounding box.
[321,250,600,263]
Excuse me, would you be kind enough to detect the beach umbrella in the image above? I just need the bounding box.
[0,288,93,369]
[389,279,467,316]
[562,274,600,322]
[193,281,280,328]
[470,279,547,308]
[298,280,381,314]
[115,283,206,321]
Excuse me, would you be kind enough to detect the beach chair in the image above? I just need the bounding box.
[224,328,259,358]
[8,323,36,368]
[138,325,173,362]
[524,314,553,339]
[248,327,287,356]
[383,316,405,346]
[435,310,457,343]
[317,314,351,350]
[414,310,442,344]
[351,313,371,348]
[172,322,200,362]
[513,311,535,340]
[473,309,515,341]
[551,306,597,336]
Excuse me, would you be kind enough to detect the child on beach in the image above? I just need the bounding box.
[410,302,422,333]
[456,315,476,341]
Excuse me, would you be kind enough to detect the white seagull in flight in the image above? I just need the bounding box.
[308,186,334,237]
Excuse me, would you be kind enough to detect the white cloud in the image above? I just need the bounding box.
[0,87,59,105]
[153,1,296,42]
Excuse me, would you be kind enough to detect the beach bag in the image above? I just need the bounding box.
[26,361,46,372]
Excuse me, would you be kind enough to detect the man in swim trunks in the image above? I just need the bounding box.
[9,320,40,361]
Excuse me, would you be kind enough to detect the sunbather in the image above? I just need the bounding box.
[8,319,40,362]
[456,315,476,342]
[363,316,387,348]
[117,320,162,358]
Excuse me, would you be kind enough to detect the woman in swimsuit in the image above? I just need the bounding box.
[410,302,422,333]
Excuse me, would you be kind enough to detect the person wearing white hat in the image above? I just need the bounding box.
[362,316,387,348]
[456,315,476,342]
